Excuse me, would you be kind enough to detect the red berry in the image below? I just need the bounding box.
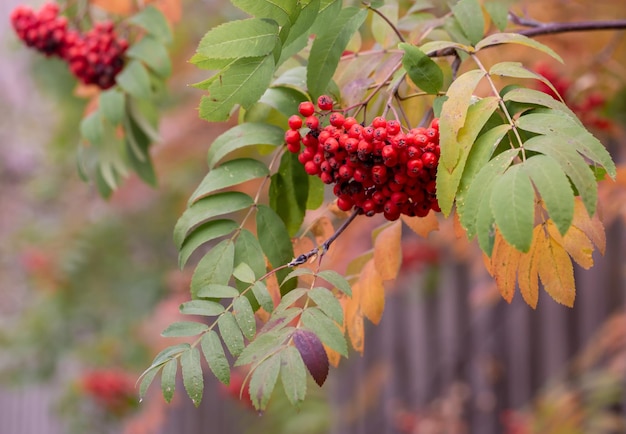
[305,115,320,130]
[337,195,354,211]
[421,152,439,169]
[288,115,303,130]
[329,112,345,127]
[317,95,333,111]
[386,120,401,135]
[299,101,315,117]
[285,129,301,145]
[372,116,387,129]
[304,161,319,175]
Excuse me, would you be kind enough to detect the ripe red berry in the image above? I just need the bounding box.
[329,112,345,127]
[288,115,303,130]
[317,95,333,111]
[386,120,401,135]
[305,115,320,130]
[421,152,439,169]
[337,195,354,211]
[304,161,320,175]
[298,101,315,117]
[372,116,387,129]
[285,129,301,145]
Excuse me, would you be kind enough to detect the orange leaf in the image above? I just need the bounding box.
[324,344,342,368]
[546,221,594,270]
[344,295,364,354]
[373,220,402,280]
[149,0,182,24]
[490,230,521,303]
[401,210,439,238]
[358,259,385,324]
[517,225,542,309]
[536,229,576,307]
[90,0,134,15]
[571,198,606,255]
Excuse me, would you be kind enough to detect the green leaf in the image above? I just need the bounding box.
[301,307,347,356]
[439,68,485,170]
[476,33,563,63]
[436,96,500,215]
[306,175,325,210]
[280,346,307,407]
[178,219,238,268]
[139,365,160,401]
[252,281,275,312]
[516,111,616,178]
[190,239,235,298]
[161,321,209,337]
[316,270,352,296]
[80,111,104,145]
[476,184,497,256]
[161,358,177,403]
[207,123,285,169]
[196,284,240,299]
[129,5,172,44]
[258,86,308,119]
[189,55,236,72]
[308,287,343,325]
[307,7,368,98]
[234,229,267,280]
[256,205,294,291]
[234,296,256,340]
[419,40,473,55]
[484,0,512,30]
[281,0,320,53]
[218,312,245,357]
[230,0,297,26]
[249,353,281,411]
[491,164,535,252]
[181,348,204,407]
[282,268,315,284]
[269,152,309,236]
[275,288,307,311]
[99,89,125,125]
[150,343,191,367]
[233,262,256,284]
[502,87,579,122]
[451,0,485,45]
[201,331,231,385]
[523,136,597,216]
[124,109,157,186]
[200,55,275,122]
[179,300,225,316]
[371,3,399,48]
[262,308,302,334]
[116,60,152,100]
[189,159,269,205]
[399,43,443,94]
[455,124,511,221]
[523,155,574,235]
[174,192,253,248]
[461,148,519,238]
[489,62,562,99]
[127,35,172,78]
[197,19,279,59]
[235,328,292,366]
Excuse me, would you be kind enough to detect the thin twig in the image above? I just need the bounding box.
[366,4,406,43]
[288,210,360,267]
[517,19,626,38]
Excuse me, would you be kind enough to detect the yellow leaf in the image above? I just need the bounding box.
[374,221,402,280]
[401,210,439,238]
[490,230,521,303]
[546,221,594,269]
[536,230,576,307]
[358,259,385,324]
[571,198,606,255]
[344,295,364,354]
[517,225,542,309]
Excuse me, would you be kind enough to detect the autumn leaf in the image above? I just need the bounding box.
[292,329,329,387]
[324,344,342,368]
[536,228,576,307]
[489,230,521,303]
[90,0,134,15]
[343,294,364,354]
[401,210,439,238]
[373,220,402,280]
[517,225,542,309]
[357,259,385,325]
[546,221,594,269]
[570,198,606,255]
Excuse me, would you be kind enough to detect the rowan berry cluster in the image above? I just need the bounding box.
[10,3,128,89]
[80,369,137,415]
[285,96,441,221]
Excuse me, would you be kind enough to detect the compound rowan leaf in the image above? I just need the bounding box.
[316,270,352,296]
[230,0,297,27]
[179,300,225,316]
[451,0,484,45]
[373,221,402,281]
[252,281,275,313]
[439,69,485,171]
[127,35,172,78]
[129,5,173,44]
[161,321,209,337]
[476,33,563,62]
[233,296,256,340]
[149,344,190,367]
[196,284,239,299]
[117,60,152,100]
[235,327,292,367]
[307,7,367,98]
[292,328,329,387]
[536,229,576,307]
[280,346,307,407]
[503,88,579,123]
[139,365,160,401]
[269,151,309,237]
[358,259,385,325]
[491,164,535,252]
[256,205,294,292]
[249,354,281,411]
[207,123,285,169]
[571,198,606,255]
[161,358,177,403]
[190,239,235,298]
[301,307,347,356]
[308,287,343,325]
[197,18,279,59]
[546,221,595,270]
[517,225,542,308]
[234,229,267,280]
[219,312,245,357]
[401,211,439,238]
[489,230,522,303]
[181,348,204,407]
[201,331,230,385]
[178,219,238,268]
[489,62,562,99]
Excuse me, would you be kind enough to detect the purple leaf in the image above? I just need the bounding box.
[292,328,329,387]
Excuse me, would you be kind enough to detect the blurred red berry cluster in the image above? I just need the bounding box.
[286,96,441,221]
[11,2,128,89]
[534,62,611,131]
[80,369,138,415]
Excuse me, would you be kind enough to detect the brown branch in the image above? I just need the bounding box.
[516,19,626,38]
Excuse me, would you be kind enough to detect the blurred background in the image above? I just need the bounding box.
[1,0,625,433]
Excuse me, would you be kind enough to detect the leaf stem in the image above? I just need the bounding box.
[364,3,405,43]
